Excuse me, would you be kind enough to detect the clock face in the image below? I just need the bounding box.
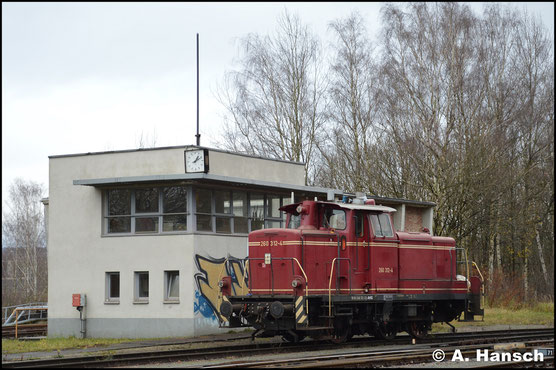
[185,150,206,173]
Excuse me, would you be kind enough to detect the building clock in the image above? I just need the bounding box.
[185,149,209,173]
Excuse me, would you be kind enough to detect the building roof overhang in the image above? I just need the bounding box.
[73,173,343,197]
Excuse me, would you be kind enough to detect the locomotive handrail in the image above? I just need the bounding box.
[455,248,468,280]
[450,247,453,282]
[455,247,471,292]
[472,261,484,282]
[327,257,352,317]
[292,257,309,297]
[472,261,486,312]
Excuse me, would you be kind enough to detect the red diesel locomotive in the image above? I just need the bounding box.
[218,197,484,342]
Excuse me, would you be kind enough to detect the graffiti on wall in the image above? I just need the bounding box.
[193,255,248,322]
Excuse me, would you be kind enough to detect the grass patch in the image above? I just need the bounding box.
[432,302,554,333]
[1,336,147,354]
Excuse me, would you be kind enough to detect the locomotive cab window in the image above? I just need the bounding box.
[355,212,365,237]
[287,213,301,229]
[370,213,393,237]
[323,209,346,230]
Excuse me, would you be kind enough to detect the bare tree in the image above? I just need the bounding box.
[216,10,328,184]
[374,2,554,301]
[2,178,47,305]
[318,12,381,193]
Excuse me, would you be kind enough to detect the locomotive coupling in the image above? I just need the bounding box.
[219,301,243,318]
[270,301,284,318]
[220,301,233,318]
[269,301,294,319]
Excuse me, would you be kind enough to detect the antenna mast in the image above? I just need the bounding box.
[195,33,201,146]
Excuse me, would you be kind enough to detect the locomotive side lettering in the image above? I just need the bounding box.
[378,267,394,273]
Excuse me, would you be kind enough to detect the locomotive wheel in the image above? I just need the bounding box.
[329,319,351,343]
[406,321,429,339]
[282,331,306,342]
[373,322,397,340]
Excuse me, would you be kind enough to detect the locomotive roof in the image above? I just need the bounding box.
[321,201,397,213]
[281,201,397,213]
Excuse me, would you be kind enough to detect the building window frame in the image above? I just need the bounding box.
[105,272,120,304]
[103,185,292,236]
[164,270,180,303]
[104,186,189,235]
[193,187,286,234]
[134,271,149,303]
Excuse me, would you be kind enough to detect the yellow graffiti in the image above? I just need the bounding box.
[195,256,248,321]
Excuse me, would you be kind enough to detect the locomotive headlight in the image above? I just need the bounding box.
[291,279,299,288]
[218,280,224,288]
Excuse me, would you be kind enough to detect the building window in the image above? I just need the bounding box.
[163,186,187,231]
[106,272,120,303]
[134,271,149,302]
[165,271,179,302]
[105,186,188,235]
[135,188,159,213]
[104,186,290,235]
[195,188,212,232]
[250,193,265,231]
[233,191,248,233]
[265,194,283,228]
[107,190,131,233]
[194,188,286,234]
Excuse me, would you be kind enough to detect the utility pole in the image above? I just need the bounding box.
[195,33,201,146]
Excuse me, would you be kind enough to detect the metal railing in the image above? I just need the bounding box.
[2,303,47,326]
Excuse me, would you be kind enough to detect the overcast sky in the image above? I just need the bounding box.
[2,2,554,205]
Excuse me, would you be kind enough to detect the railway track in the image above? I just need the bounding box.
[1,328,553,368]
[200,339,554,368]
[2,324,47,339]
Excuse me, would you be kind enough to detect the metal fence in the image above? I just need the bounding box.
[2,303,48,326]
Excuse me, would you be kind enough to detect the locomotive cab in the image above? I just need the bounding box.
[218,198,484,342]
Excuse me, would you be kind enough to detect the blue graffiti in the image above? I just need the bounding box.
[194,290,217,319]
